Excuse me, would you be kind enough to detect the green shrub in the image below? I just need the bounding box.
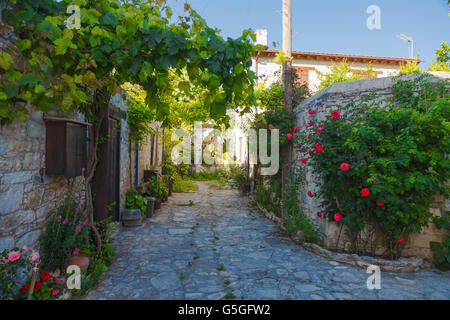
[297,75,449,259]
[173,176,198,193]
[430,211,450,271]
[125,189,147,215]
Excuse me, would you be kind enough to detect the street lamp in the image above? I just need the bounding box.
[397,34,414,59]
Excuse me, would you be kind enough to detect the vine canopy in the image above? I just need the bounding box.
[0,0,257,124]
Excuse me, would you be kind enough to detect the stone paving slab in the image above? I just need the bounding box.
[85,182,450,300]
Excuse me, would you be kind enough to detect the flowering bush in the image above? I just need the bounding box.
[0,247,40,299]
[296,75,449,259]
[38,190,90,272]
[17,270,64,300]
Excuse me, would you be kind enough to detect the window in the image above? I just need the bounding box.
[45,118,88,178]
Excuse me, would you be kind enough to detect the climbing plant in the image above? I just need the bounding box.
[296,74,450,259]
[0,0,257,253]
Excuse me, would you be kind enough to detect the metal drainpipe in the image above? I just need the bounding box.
[162,128,165,175]
[135,144,139,187]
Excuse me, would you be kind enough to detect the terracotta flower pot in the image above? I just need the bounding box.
[68,256,90,272]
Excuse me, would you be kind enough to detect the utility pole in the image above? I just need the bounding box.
[281,0,293,216]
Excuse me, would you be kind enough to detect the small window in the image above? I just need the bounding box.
[45,118,88,178]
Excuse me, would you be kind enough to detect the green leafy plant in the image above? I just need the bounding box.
[430,211,450,271]
[296,75,449,259]
[125,189,148,215]
[144,176,168,202]
[316,61,376,91]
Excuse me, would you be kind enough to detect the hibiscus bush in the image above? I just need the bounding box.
[296,75,449,259]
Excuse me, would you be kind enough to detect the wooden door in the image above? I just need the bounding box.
[93,116,121,222]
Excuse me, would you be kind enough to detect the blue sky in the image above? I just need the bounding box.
[168,0,450,68]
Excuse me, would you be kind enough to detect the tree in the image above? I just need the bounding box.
[1,0,257,253]
[429,41,450,71]
[316,61,376,91]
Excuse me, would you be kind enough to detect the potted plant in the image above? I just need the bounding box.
[122,189,147,226]
[162,161,177,196]
[234,166,251,196]
[144,177,168,209]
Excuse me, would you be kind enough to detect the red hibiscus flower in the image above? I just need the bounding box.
[34,281,42,291]
[334,213,342,222]
[307,191,313,197]
[287,133,293,141]
[360,188,370,197]
[397,238,404,243]
[340,163,349,171]
[315,143,323,153]
[376,202,384,207]
[309,110,316,115]
[293,126,300,133]
[301,158,307,164]
[40,272,51,281]
[316,211,322,218]
[19,284,29,294]
[331,110,340,119]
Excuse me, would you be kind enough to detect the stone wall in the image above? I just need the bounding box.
[294,72,450,260]
[0,92,137,252]
[0,106,85,251]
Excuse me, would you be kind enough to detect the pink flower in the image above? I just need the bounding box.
[331,110,340,119]
[56,216,62,222]
[75,208,79,212]
[75,223,83,234]
[32,267,39,273]
[62,218,69,225]
[309,151,314,156]
[7,251,20,262]
[307,134,311,140]
[334,213,342,222]
[30,252,40,263]
[83,219,89,225]
[308,120,314,126]
[287,133,293,141]
[73,248,79,256]
[301,158,307,164]
[316,126,323,133]
[21,245,28,251]
[82,211,87,216]
[316,211,322,218]
[397,238,404,243]
[307,191,313,197]
[82,168,86,173]
[309,110,316,115]
[340,163,349,171]
[318,102,323,107]
[52,289,60,296]
[377,202,384,207]
[293,126,300,133]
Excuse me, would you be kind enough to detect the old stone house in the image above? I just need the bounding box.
[252,29,417,92]
[0,92,163,252]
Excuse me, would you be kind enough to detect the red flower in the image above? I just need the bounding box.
[331,110,340,119]
[309,110,316,115]
[334,213,342,222]
[19,284,29,294]
[287,133,293,141]
[40,272,51,281]
[360,188,370,197]
[34,281,42,291]
[307,134,311,140]
[397,238,404,243]
[376,202,384,207]
[316,211,322,218]
[340,163,349,171]
[309,151,314,156]
[315,143,323,153]
[308,120,314,126]
[301,158,307,164]
[307,191,313,197]
[293,126,300,133]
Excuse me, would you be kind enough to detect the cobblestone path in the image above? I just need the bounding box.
[86,182,450,300]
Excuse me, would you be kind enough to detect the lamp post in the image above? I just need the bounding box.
[397,34,414,59]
